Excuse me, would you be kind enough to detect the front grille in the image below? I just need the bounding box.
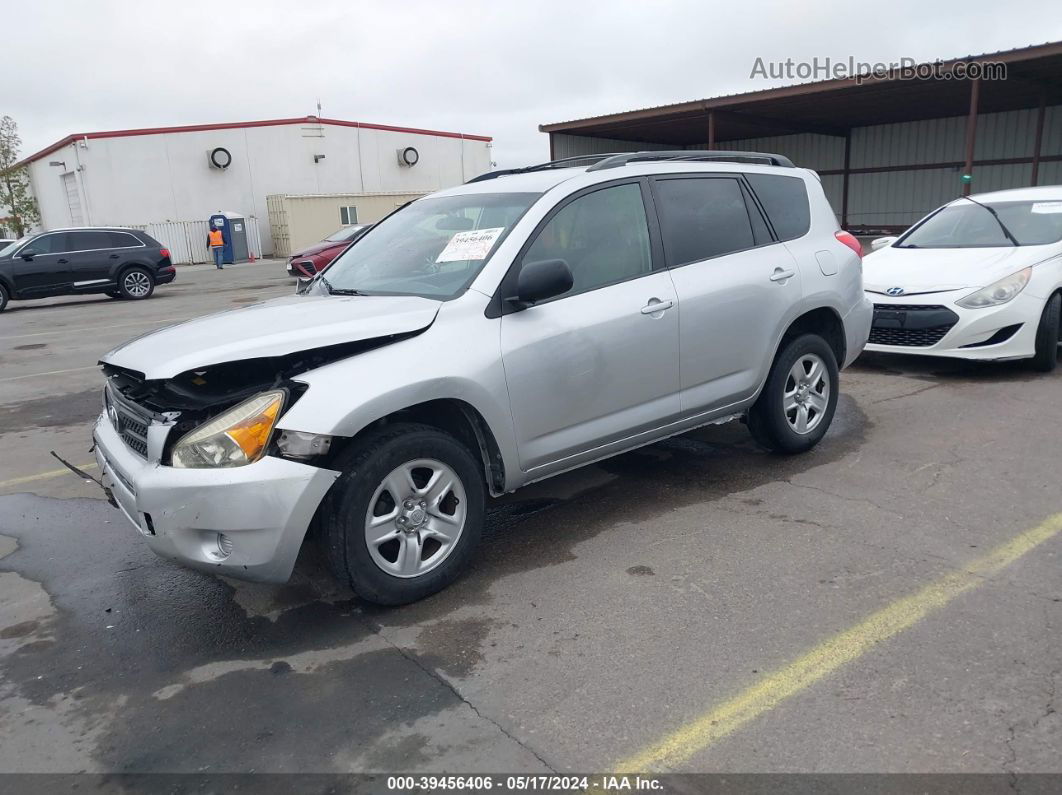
[870,303,958,348]
[869,325,953,347]
[106,388,152,458]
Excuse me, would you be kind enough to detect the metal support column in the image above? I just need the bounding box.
[707,112,716,149]
[1031,94,1046,186]
[841,129,852,230]
[962,78,980,196]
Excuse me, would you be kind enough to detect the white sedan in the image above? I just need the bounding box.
[863,186,1062,371]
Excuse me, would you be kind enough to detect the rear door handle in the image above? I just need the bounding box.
[57,258,69,264]
[109,254,120,259]
[641,298,674,315]
[769,268,796,282]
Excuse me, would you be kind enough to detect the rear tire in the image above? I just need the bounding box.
[0,283,8,313]
[1030,293,1060,373]
[118,267,154,300]
[747,333,839,454]
[319,423,486,606]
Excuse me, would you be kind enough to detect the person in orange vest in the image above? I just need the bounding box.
[207,225,225,269]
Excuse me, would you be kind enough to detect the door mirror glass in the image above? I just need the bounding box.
[513,259,574,306]
[871,236,898,251]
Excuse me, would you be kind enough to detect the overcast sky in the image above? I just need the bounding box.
[7,0,1062,169]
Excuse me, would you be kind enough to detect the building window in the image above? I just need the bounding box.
[340,206,358,225]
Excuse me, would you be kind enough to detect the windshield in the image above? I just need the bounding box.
[326,225,367,242]
[0,236,30,258]
[898,200,1062,248]
[321,192,539,299]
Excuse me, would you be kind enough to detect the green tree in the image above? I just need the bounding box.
[0,116,40,237]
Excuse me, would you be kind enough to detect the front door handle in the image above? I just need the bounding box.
[769,268,796,282]
[109,254,120,259]
[57,258,69,264]
[641,298,675,315]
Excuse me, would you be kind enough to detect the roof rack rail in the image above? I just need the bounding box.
[586,150,795,171]
[465,153,626,183]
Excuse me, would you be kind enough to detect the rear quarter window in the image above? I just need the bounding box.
[746,174,811,241]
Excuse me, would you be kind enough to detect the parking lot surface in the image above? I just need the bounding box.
[0,262,1059,774]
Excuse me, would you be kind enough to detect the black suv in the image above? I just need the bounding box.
[0,227,176,313]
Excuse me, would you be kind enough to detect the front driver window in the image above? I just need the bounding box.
[21,233,66,256]
[522,182,652,298]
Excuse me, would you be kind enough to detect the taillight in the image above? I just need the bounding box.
[159,248,171,259]
[834,230,862,259]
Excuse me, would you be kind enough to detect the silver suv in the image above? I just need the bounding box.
[93,151,872,604]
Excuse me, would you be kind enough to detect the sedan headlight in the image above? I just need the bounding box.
[956,267,1032,309]
[171,391,285,468]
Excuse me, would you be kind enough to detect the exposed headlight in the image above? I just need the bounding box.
[171,391,285,468]
[957,267,1032,309]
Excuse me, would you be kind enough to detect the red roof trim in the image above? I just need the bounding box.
[16,116,492,167]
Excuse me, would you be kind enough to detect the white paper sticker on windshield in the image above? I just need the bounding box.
[1031,202,1062,214]
[436,228,504,262]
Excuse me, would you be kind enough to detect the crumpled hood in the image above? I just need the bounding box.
[863,246,1036,294]
[102,293,441,379]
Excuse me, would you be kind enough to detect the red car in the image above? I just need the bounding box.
[286,224,369,278]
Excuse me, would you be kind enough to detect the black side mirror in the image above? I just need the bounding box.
[510,259,574,308]
[20,252,35,261]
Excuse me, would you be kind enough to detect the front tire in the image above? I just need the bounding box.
[118,267,155,300]
[1030,293,1060,373]
[320,423,486,606]
[747,333,839,454]
[0,282,8,313]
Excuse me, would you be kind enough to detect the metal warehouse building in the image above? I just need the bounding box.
[19,116,492,260]
[541,41,1062,234]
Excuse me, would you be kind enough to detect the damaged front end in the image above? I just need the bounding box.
[101,333,416,467]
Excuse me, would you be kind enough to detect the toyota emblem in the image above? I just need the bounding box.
[886,286,905,296]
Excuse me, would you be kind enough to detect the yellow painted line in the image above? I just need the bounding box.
[615,511,1062,773]
[0,462,98,489]
[0,365,97,383]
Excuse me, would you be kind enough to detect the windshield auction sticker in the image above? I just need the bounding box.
[436,228,505,262]
[1031,202,1062,214]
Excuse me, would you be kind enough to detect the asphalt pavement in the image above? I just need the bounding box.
[0,261,1059,778]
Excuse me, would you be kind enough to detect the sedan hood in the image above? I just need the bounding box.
[102,293,441,379]
[863,246,1037,295]
[290,240,344,259]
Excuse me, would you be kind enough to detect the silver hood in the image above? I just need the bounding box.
[102,293,442,380]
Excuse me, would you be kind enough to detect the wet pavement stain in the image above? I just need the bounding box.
[414,617,494,678]
[0,388,102,433]
[13,343,48,351]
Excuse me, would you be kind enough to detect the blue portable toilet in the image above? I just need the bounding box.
[208,211,249,264]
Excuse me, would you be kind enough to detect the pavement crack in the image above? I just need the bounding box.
[870,382,941,405]
[365,619,557,773]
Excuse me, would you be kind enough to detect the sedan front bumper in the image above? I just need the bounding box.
[93,411,339,582]
[864,290,1044,361]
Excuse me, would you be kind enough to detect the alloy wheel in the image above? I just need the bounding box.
[364,458,467,578]
[783,353,829,435]
[124,271,151,297]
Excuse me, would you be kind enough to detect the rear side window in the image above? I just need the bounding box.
[746,174,811,241]
[67,231,113,251]
[653,177,755,266]
[107,231,142,248]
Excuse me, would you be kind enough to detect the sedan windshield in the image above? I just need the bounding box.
[898,200,1062,248]
[0,236,29,258]
[321,192,539,299]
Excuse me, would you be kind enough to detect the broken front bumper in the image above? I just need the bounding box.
[92,411,339,583]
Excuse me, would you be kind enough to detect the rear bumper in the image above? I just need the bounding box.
[156,268,176,285]
[842,295,873,368]
[92,411,338,582]
[864,290,1043,361]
